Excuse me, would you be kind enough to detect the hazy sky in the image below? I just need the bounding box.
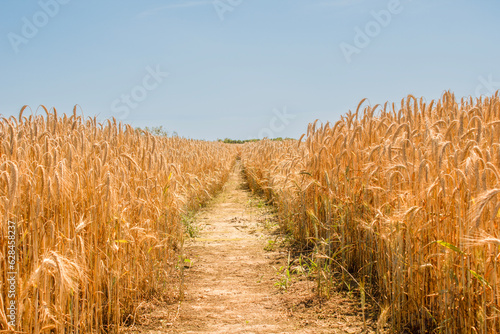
[1,0,499,140]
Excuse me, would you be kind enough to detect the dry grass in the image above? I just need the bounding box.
[241,91,500,333]
[0,107,237,333]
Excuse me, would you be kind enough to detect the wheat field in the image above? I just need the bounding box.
[2,91,500,333]
[241,91,500,333]
[0,107,237,332]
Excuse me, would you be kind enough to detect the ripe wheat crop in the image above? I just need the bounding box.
[241,91,500,333]
[0,107,237,333]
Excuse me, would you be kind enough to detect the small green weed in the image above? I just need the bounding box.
[264,239,276,251]
[182,212,200,238]
[274,265,291,290]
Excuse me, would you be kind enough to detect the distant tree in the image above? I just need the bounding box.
[216,137,297,144]
[217,138,265,144]
[142,125,169,137]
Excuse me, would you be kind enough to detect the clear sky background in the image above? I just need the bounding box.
[1,0,499,140]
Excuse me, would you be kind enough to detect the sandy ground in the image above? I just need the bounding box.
[122,162,375,334]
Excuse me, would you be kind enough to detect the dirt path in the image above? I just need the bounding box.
[175,162,296,333]
[124,162,374,334]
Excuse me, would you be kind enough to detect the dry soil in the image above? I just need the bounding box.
[122,162,375,334]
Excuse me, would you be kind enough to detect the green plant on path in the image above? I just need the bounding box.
[274,265,291,290]
[182,211,201,238]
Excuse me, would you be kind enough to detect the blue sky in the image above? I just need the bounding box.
[1,0,499,140]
